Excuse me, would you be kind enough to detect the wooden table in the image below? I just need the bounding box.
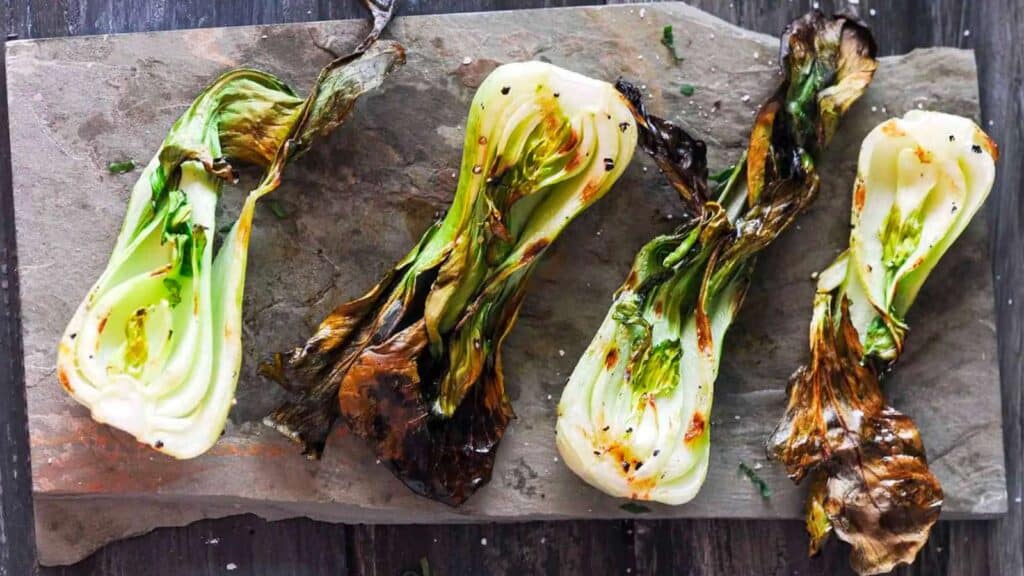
[0,1,1019,574]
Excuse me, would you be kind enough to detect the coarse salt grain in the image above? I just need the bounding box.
[226,563,238,571]
[481,538,488,546]
[869,8,877,16]
[462,56,472,65]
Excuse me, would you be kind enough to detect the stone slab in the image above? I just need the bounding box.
[5,2,1006,565]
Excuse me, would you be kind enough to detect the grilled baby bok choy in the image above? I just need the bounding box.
[57,13,405,458]
[263,62,637,505]
[767,111,997,575]
[556,11,877,504]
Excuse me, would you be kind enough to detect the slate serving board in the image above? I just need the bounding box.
[6,2,1006,565]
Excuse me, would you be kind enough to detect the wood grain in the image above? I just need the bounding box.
[0,2,36,575]
[971,0,1024,573]
[0,0,1018,575]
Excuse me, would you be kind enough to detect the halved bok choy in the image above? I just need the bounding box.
[263,61,638,505]
[556,11,877,504]
[767,110,997,575]
[56,4,405,458]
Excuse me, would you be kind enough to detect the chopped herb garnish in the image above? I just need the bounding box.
[163,278,182,308]
[268,200,288,219]
[661,25,683,63]
[739,461,771,498]
[680,84,696,97]
[620,502,651,514]
[107,159,136,174]
[709,164,737,184]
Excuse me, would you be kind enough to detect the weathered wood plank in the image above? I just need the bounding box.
[630,519,995,576]
[349,521,631,575]
[970,0,1024,571]
[40,514,349,576]
[3,0,599,38]
[0,2,37,574]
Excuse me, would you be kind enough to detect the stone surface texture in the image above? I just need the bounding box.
[5,2,1005,565]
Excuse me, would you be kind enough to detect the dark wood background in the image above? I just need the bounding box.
[0,0,1019,574]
